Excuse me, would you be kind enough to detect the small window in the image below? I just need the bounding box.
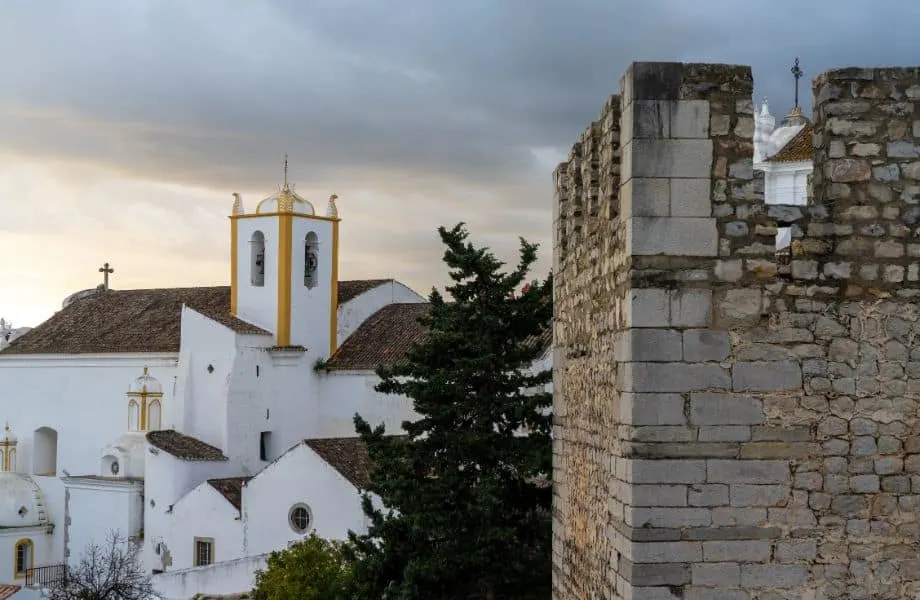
[250,231,266,287]
[289,503,312,534]
[304,232,319,289]
[776,226,792,276]
[15,539,33,577]
[193,538,214,567]
[260,432,271,462]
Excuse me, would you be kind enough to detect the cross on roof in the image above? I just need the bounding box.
[791,57,803,109]
[99,262,114,291]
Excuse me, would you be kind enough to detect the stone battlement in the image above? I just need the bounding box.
[553,62,920,599]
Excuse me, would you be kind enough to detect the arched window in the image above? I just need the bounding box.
[250,231,266,287]
[33,427,58,476]
[304,232,319,289]
[14,539,33,578]
[128,400,140,431]
[148,399,162,431]
[7,448,15,473]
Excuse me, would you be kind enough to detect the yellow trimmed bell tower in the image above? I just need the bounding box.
[127,367,164,431]
[1,423,17,472]
[229,158,341,355]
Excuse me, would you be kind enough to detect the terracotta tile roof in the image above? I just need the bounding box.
[304,437,378,488]
[326,303,430,370]
[325,302,552,371]
[208,476,252,511]
[338,279,392,303]
[146,430,228,462]
[766,123,813,163]
[0,584,20,600]
[1,280,390,355]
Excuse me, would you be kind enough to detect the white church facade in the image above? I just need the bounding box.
[0,174,552,599]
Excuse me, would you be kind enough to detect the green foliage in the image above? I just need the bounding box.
[348,223,553,600]
[251,533,353,600]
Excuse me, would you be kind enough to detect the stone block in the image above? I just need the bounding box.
[703,540,772,562]
[671,178,711,217]
[698,426,751,442]
[621,177,670,218]
[707,460,791,484]
[629,541,702,564]
[715,289,763,326]
[629,459,707,484]
[688,483,729,506]
[627,217,718,256]
[690,393,764,425]
[621,393,687,425]
[619,362,731,393]
[615,329,682,362]
[632,100,670,139]
[684,590,750,600]
[740,564,807,588]
[671,289,712,327]
[670,100,710,138]
[692,562,741,586]
[732,361,802,392]
[626,562,691,587]
[625,289,671,327]
[627,507,712,528]
[683,330,731,362]
[729,484,789,507]
[630,485,688,507]
[627,139,714,179]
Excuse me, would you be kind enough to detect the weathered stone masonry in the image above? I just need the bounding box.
[553,63,920,599]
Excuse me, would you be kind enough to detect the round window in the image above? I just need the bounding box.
[288,504,312,534]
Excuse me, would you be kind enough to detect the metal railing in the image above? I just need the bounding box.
[25,563,67,587]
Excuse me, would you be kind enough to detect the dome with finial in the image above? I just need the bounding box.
[1,423,16,446]
[128,367,163,396]
[255,155,316,215]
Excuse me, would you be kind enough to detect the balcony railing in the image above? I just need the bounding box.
[25,563,68,588]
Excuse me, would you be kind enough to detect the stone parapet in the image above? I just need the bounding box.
[553,62,920,600]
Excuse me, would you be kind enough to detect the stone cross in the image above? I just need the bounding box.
[99,262,114,290]
[791,57,803,109]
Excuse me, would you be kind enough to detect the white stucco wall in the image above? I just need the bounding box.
[234,216,280,334]
[336,281,427,346]
[63,479,143,568]
[316,371,418,437]
[152,553,268,600]
[160,481,243,571]
[289,216,335,354]
[242,443,369,556]
[759,161,811,206]
[0,527,53,584]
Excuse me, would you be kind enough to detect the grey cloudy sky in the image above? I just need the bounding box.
[1,0,918,325]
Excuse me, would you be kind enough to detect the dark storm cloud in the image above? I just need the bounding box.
[4,0,920,198]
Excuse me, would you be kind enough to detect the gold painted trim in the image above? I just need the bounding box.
[329,219,339,357]
[231,212,341,224]
[230,217,239,315]
[276,214,294,346]
[13,538,33,579]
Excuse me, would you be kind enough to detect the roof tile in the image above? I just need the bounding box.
[146,430,228,462]
[767,123,813,163]
[208,476,252,511]
[2,280,390,355]
[304,437,378,488]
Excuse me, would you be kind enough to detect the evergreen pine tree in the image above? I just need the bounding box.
[347,223,553,600]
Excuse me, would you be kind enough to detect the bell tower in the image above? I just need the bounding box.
[1,424,17,472]
[229,160,341,355]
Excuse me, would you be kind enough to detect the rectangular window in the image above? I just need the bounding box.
[194,538,214,567]
[260,432,271,461]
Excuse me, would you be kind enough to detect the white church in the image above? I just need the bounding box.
[0,173,553,599]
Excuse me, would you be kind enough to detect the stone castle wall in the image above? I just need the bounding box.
[552,63,920,599]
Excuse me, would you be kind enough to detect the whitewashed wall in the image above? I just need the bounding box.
[0,527,53,584]
[289,216,335,354]
[64,479,143,568]
[161,481,244,570]
[336,281,426,346]
[316,371,418,437]
[151,553,268,600]
[241,444,368,556]
[234,216,280,334]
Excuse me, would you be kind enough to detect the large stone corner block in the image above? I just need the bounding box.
[627,217,718,256]
[629,139,713,179]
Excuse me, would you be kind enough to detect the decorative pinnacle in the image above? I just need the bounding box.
[791,57,803,109]
[282,153,289,191]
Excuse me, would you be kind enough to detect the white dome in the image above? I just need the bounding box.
[0,473,48,527]
[129,368,162,395]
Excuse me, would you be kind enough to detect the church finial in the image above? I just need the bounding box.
[99,262,114,291]
[231,192,244,216]
[326,193,339,218]
[282,153,290,191]
[791,57,803,110]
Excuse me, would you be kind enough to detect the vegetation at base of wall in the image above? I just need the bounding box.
[250,533,353,600]
[313,357,329,373]
[46,530,156,600]
[347,223,554,600]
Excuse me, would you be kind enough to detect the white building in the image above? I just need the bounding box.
[0,175,553,599]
